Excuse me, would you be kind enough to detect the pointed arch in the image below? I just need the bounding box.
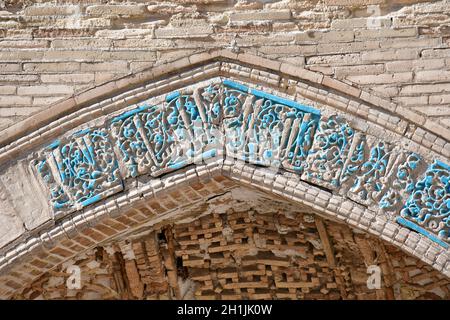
[0,50,448,298]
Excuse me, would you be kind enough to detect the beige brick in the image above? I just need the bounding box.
[74,81,117,105]
[108,51,157,61]
[0,75,39,82]
[146,3,197,14]
[0,95,32,106]
[51,39,111,49]
[331,18,391,30]
[429,94,450,104]
[24,5,79,16]
[401,83,450,95]
[234,34,294,46]
[0,40,49,48]
[187,51,215,65]
[280,63,323,83]
[112,38,173,49]
[415,70,450,82]
[42,51,104,61]
[436,118,450,136]
[395,96,428,106]
[80,61,128,72]
[23,62,80,72]
[0,118,13,129]
[360,91,396,112]
[395,106,426,125]
[317,40,379,54]
[385,59,445,72]
[76,18,111,29]
[411,106,450,116]
[17,85,74,96]
[258,45,317,55]
[295,31,354,43]
[0,51,44,61]
[307,54,361,66]
[308,65,333,75]
[355,28,417,40]
[237,52,281,71]
[95,29,153,39]
[0,63,21,72]
[94,72,122,84]
[230,10,291,21]
[362,49,419,62]
[322,77,361,97]
[380,37,441,49]
[325,0,384,5]
[370,85,399,98]
[174,38,229,49]
[159,49,196,62]
[0,21,20,29]
[421,48,450,59]
[272,22,298,32]
[0,86,16,95]
[424,119,450,141]
[0,106,41,116]
[86,5,147,16]
[32,96,65,106]
[7,29,34,38]
[40,73,95,83]
[155,26,213,38]
[279,56,305,66]
[347,72,413,84]
[334,64,384,78]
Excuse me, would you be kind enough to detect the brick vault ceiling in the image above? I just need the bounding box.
[13,184,450,300]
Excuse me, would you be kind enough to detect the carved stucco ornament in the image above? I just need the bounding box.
[31,79,450,249]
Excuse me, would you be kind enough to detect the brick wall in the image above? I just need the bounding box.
[0,0,449,300]
[0,0,449,132]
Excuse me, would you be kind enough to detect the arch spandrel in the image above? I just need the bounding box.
[29,77,450,245]
[0,53,449,298]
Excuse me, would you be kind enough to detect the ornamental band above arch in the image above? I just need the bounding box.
[28,78,450,250]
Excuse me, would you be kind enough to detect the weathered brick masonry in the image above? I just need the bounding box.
[0,0,449,133]
[0,0,449,300]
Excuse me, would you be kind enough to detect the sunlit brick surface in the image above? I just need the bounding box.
[13,186,450,300]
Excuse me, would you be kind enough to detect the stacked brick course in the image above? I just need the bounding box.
[0,0,449,133]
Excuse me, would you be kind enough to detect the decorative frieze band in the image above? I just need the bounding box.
[31,78,450,248]
[32,128,123,212]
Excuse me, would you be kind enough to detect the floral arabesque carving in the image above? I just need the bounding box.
[31,79,450,248]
